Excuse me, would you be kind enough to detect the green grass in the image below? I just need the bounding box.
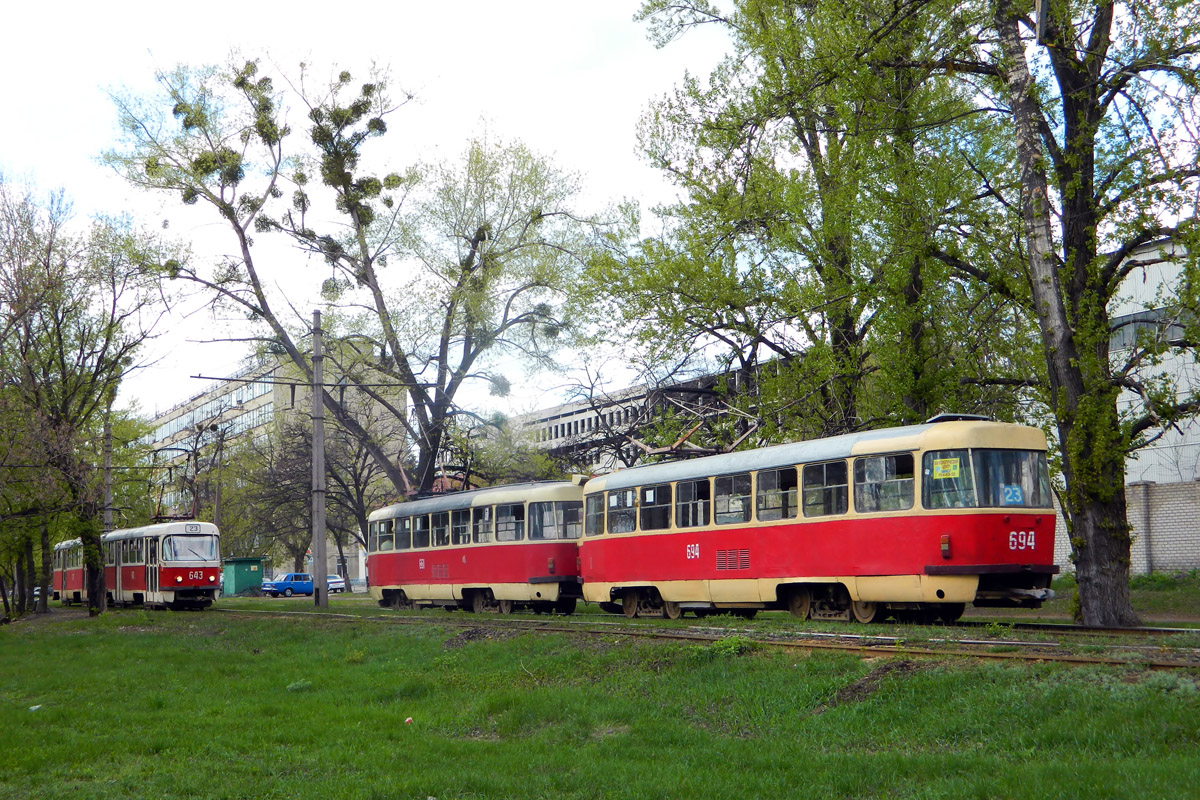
[3,610,1199,799]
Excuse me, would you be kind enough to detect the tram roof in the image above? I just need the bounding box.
[369,479,584,521]
[585,420,1046,493]
[53,521,219,549]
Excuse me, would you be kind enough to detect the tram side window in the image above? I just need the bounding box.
[607,489,636,533]
[496,503,525,541]
[378,520,395,552]
[105,542,116,566]
[530,502,557,540]
[584,494,605,536]
[451,509,471,545]
[395,518,411,550]
[432,512,450,547]
[368,521,380,552]
[922,450,976,509]
[640,484,672,531]
[715,473,752,525]
[561,501,583,539]
[854,453,915,513]
[412,515,431,548]
[756,467,798,521]
[802,461,848,517]
[676,479,710,528]
[473,507,493,543]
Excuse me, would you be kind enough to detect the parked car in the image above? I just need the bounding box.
[260,573,314,597]
[327,574,346,593]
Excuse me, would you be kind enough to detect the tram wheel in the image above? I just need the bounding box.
[933,602,965,624]
[498,599,514,614]
[470,592,487,614]
[554,597,577,615]
[851,600,880,624]
[786,587,811,619]
[662,601,682,620]
[622,590,639,619]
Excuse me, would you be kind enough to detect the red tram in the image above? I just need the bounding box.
[579,417,1058,622]
[52,521,222,610]
[366,480,585,613]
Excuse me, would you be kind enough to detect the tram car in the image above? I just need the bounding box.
[52,521,222,610]
[366,479,585,614]
[579,416,1058,622]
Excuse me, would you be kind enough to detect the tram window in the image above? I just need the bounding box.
[854,454,915,513]
[378,520,395,552]
[368,521,379,552]
[451,509,471,545]
[756,468,798,521]
[530,502,557,540]
[496,504,526,542]
[473,507,493,543]
[640,484,672,530]
[584,494,605,536]
[412,515,431,548]
[561,501,583,539]
[395,518,411,550]
[607,489,636,533]
[676,479,710,528]
[922,450,976,509]
[802,461,848,517]
[970,449,1052,508]
[105,542,116,566]
[715,473,752,525]
[432,512,450,547]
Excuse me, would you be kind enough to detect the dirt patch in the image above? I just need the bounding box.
[442,626,521,649]
[2,605,91,630]
[812,659,930,715]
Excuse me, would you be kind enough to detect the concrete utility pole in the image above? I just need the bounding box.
[312,310,329,608]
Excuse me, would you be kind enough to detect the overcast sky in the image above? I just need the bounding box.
[1,1,727,418]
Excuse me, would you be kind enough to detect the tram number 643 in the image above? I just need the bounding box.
[1008,530,1036,551]
[188,570,205,580]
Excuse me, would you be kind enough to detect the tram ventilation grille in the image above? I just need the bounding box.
[716,549,750,570]
[432,564,449,579]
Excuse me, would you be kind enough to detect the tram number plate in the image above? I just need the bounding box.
[188,570,205,580]
[1008,531,1035,551]
[685,544,700,560]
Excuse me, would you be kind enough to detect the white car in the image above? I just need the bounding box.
[326,574,346,593]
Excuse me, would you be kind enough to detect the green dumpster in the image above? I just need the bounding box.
[222,557,266,596]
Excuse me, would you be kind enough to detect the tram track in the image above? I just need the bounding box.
[212,605,1200,671]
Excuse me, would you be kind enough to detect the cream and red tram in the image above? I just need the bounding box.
[52,521,222,610]
[579,417,1057,622]
[366,480,585,614]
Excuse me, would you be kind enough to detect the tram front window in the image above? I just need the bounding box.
[162,535,219,562]
[923,449,1051,509]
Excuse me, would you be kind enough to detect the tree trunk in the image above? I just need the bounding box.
[38,515,52,613]
[82,528,107,616]
[994,2,1137,626]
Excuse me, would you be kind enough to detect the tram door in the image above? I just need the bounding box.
[148,537,159,598]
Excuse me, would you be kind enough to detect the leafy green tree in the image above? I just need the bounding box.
[0,178,163,614]
[107,61,595,497]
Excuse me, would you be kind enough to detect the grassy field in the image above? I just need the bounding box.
[3,604,1199,800]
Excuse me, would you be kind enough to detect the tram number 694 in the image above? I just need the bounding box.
[1008,531,1036,551]
[685,544,700,560]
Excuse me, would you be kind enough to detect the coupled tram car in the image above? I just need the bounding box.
[365,417,1058,624]
[579,416,1058,623]
[366,480,585,614]
[52,521,222,610]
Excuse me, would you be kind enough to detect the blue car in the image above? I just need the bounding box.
[261,573,314,597]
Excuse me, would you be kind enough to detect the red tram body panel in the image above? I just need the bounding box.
[52,521,221,610]
[579,418,1058,621]
[367,480,585,613]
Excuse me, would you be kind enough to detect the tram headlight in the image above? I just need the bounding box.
[175,575,183,584]
[209,575,216,582]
